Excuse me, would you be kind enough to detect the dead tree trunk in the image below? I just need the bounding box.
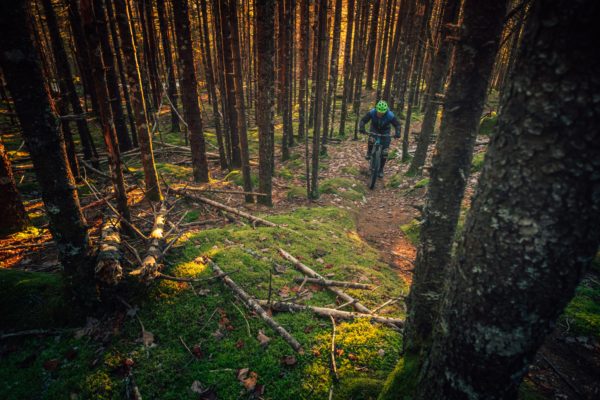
[156,0,181,133]
[81,0,131,222]
[113,0,163,201]
[0,0,95,305]
[398,1,600,398]
[256,0,276,206]
[0,138,28,234]
[171,0,210,182]
[403,0,508,356]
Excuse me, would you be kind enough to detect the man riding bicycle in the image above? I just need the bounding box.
[359,100,402,178]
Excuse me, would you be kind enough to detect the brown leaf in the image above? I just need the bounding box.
[43,359,60,371]
[243,371,258,391]
[192,344,203,359]
[348,353,358,361]
[212,329,224,340]
[256,330,271,347]
[142,331,154,347]
[281,355,297,366]
[278,285,290,298]
[237,367,249,382]
[235,339,245,349]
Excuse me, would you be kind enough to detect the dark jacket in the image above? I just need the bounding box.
[359,109,402,137]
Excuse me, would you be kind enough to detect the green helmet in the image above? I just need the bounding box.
[376,100,389,113]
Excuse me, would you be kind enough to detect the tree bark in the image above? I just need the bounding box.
[0,0,94,306]
[407,0,460,176]
[310,0,328,199]
[401,1,600,398]
[171,0,210,182]
[0,138,28,234]
[113,0,162,201]
[337,0,355,137]
[297,0,310,140]
[156,0,181,133]
[376,0,396,99]
[81,0,131,222]
[321,0,342,151]
[256,0,275,206]
[281,0,293,160]
[365,0,381,90]
[404,0,508,356]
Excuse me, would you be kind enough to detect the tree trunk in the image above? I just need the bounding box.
[0,0,94,305]
[0,138,28,234]
[337,0,355,136]
[321,0,342,152]
[256,0,275,206]
[93,0,132,152]
[80,0,131,222]
[407,0,460,176]
[113,0,162,201]
[403,0,508,356]
[228,0,254,203]
[171,0,210,182]
[280,0,292,161]
[310,0,328,199]
[364,0,381,90]
[297,0,310,140]
[214,0,242,168]
[156,0,181,134]
[139,0,161,110]
[198,0,227,170]
[376,0,396,99]
[399,1,600,398]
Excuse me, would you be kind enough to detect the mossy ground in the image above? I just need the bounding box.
[0,207,407,400]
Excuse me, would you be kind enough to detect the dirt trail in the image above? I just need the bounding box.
[322,138,420,284]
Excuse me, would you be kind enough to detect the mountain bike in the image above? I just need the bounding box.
[366,131,387,190]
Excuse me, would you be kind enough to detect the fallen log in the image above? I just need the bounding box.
[257,300,404,329]
[174,189,277,227]
[95,217,123,285]
[130,203,167,281]
[278,249,372,314]
[184,187,269,197]
[206,258,304,354]
[293,277,374,290]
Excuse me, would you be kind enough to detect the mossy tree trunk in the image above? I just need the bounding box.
[384,0,600,398]
[171,0,210,182]
[403,0,508,355]
[256,0,275,206]
[0,0,95,306]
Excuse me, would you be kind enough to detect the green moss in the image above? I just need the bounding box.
[287,185,307,200]
[230,170,259,187]
[387,173,404,189]
[341,165,361,176]
[471,152,486,173]
[400,219,421,246]
[377,354,419,400]
[320,178,366,201]
[183,210,200,223]
[156,162,192,180]
[334,378,383,400]
[0,269,72,330]
[278,167,294,180]
[82,371,116,400]
[413,178,429,189]
[562,278,600,338]
[479,112,498,136]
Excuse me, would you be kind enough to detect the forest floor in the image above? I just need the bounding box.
[1,102,599,399]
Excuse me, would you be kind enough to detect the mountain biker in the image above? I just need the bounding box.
[359,100,402,178]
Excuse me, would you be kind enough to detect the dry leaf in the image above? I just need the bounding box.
[243,371,258,391]
[192,344,203,359]
[377,349,386,357]
[235,339,245,349]
[281,355,297,366]
[237,367,250,382]
[256,330,271,347]
[212,329,224,340]
[191,380,207,394]
[278,286,290,298]
[142,331,154,346]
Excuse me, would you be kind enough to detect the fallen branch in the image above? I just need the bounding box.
[371,297,404,314]
[184,187,269,197]
[330,316,339,381]
[206,258,304,353]
[174,188,277,227]
[80,159,111,179]
[278,249,372,314]
[293,277,374,290]
[130,202,168,281]
[257,300,404,329]
[95,217,123,285]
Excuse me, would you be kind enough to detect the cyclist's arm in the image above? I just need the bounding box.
[358,112,371,133]
[391,115,402,138]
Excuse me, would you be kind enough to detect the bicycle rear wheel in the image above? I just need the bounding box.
[369,147,381,189]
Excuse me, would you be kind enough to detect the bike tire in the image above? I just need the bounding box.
[369,148,381,190]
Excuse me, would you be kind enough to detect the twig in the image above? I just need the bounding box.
[371,297,405,314]
[179,336,196,359]
[330,316,339,382]
[0,328,73,340]
[231,301,252,338]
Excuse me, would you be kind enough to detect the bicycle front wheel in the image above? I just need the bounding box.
[369,148,381,190]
